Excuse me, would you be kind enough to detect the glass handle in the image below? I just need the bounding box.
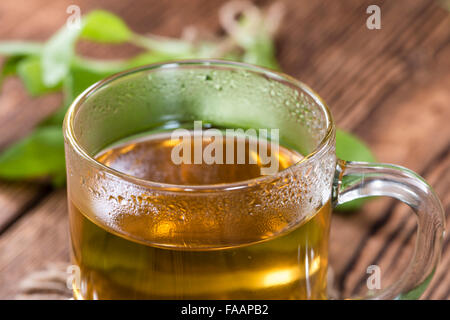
[332,159,445,299]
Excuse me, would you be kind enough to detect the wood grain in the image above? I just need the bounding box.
[0,181,49,233]
[330,42,450,297]
[0,0,448,299]
[0,191,68,299]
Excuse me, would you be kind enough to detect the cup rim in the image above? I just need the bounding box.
[63,59,335,192]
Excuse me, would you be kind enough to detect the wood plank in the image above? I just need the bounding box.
[396,149,450,299]
[0,182,49,233]
[0,79,62,149]
[0,0,448,299]
[0,1,77,238]
[335,147,450,298]
[329,43,450,298]
[280,0,450,130]
[0,191,69,299]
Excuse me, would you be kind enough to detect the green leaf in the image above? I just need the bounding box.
[41,25,82,86]
[16,56,61,96]
[0,55,26,89]
[67,59,119,100]
[242,34,279,70]
[335,129,376,211]
[51,172,67,188]
[0,126,65,180]
[1,55,24,76]
[396,272,434,300]
[130,34,193,56]
[336,129,376,162]
[40,59,121,127]
[0,41,43,90]
[126,51,185,68]
[0,41,43,56]
[39,104,68,127]
[81,10,132,43]
[69,51,188,99]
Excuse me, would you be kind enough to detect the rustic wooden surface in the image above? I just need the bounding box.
[0,0,449,299]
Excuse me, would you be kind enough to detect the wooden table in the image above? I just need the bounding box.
[0,0,448,299]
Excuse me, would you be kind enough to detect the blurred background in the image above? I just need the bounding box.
[0,0,449,299]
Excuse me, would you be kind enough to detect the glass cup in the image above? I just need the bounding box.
[63,60,445,299]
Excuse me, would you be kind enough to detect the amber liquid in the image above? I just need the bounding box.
[69,132,331,299]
